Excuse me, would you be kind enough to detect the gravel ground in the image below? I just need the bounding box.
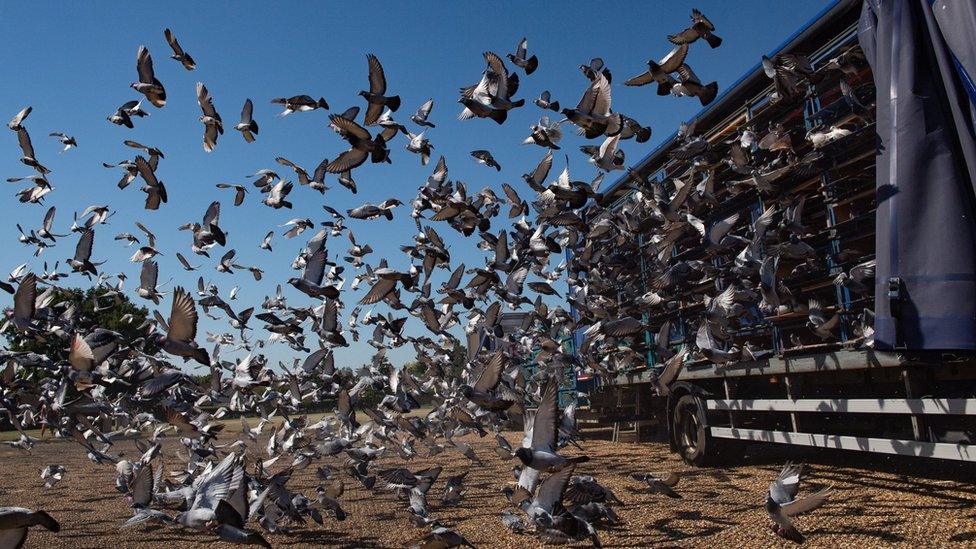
[1,431,975,548]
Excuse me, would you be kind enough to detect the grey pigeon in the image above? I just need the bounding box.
[766,463,833,544]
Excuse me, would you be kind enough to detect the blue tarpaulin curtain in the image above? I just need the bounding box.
[859,0,976,350]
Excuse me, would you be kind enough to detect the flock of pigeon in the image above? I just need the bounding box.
[0,8,870,548]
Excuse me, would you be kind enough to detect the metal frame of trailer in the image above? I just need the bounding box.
[594,348,976,462]
[708,428,975,462]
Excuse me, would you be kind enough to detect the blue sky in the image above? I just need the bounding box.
[0,1,833,370]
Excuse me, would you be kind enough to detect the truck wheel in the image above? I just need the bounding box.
[673,394,719,466]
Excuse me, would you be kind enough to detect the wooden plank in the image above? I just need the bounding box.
[706,398,976,415]
[710,427,976,462]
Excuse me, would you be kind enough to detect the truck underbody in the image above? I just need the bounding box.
[590,349,976,465]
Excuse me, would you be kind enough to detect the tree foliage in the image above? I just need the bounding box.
[5,286,150,358]
[403,342,468,380]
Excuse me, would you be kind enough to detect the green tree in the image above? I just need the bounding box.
[443,343,467,379]
[6,286,150,358]
[404,360,423,377]
[403,343,467,380]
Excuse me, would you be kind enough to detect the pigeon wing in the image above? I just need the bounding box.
[301,348,330,374]
[781,488,832,517]
[13,273,36,322]
[378,468,417,490]
[203,201,221,227]
[136,46,155,83]
[668,28,701,45]
[16,128,35,158]
[658,44,690,73]
[240,98,253,123]
[473,350,506,392]
[625,70,655,87]
[534,465,574,513]
[360,277,396,305]
[769,463,803,504]
[166,287,198,342]
[330,114,371,141]
[140,260,158,290]
[366,53,388,94]
[531,377,559,452]
[326,148,369,173]
[708,212,740,245]
[164,29,184,56]
[303,249,327,286]
[130,463,155,507]
[74,229,94,262]
[416,98,433,119]
[135,156,159,187]
[192,454,241,511]
[658,348,688,386]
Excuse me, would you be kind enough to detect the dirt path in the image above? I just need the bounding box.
[1,432,974,548]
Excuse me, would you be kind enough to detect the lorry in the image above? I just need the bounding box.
[580,0,976,465]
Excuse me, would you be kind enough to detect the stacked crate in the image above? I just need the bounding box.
[613,29,879,372]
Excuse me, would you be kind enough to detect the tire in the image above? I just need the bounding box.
[673,394,721,466]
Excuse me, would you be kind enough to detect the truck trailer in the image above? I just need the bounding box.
[579,0,976,465]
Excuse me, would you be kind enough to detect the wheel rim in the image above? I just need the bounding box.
[680,404,700,453]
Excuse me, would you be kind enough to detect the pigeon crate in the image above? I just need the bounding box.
[808,89,855,123]
[848,80,876,106]
[783,181,835,234]
[827,210,875,257]
[687,282,721,314]
[811,122,878,166]
[704,109,749,146]
[745,86,811,131]
[810,72,875,124]
[645,314,695,361]
[711,191,768,234]
[778,266,836,306]
[775,232,836,281]
[789,244,845,291]
[827,179,876,224]
[780,296,850,351]
[667,236,706,264]
[728,320,777,358]
[820,173,874,207]
[825,141,876,176]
